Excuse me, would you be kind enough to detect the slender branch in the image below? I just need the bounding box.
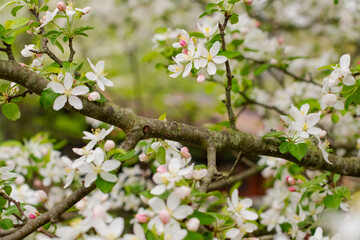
[0,229,18,237]
[38,227,57,238]
[2,183,96,240]
[208,165,266,190]
[1,42,15,61]
[0,191,27,221]
[68,38,75,63]
[245,56,322,87]
[228,152,243,176]
[239,91,286,115]
[219,13,236,129]
[6,90,32,103]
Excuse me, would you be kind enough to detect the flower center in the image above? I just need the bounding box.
[236,203,243,212]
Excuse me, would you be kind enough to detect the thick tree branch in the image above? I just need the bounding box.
[0,60,360,177]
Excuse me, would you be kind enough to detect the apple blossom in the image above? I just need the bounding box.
[49,72,89,111]
[78,147,120,187]
[0,164,17,180]
[82,125,114,149]
[86,58,114,91]
[227,189,258,221]
[173,29,190,48]
[139,153,149,162]
[175,41,201,77]
[35,190,48,202]
[21,44,36,58]
[24,205,40,219]
[123,223,146,240]
[37,8,59,30]
[168,57,184,78]
[194,41,227,75]
[197,21,217,38]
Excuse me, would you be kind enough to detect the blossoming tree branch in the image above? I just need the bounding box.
[0,0,359,239]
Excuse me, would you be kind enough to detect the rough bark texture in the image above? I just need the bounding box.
[1,59,360,239]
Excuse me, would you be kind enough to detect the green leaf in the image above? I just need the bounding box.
[184,232,204,240]
[11,17,29,29]
[205,3,216,13]
[3,186,12,196]
[323,195,341,210]
[254,64,271,76]
[333,174,341,184]
[95,176,117,193]
[145,230,156,240]
[39,88,60,110]
[334,0,339,4]
[189,32,206,38]
[2,103,21,121]
[156,146,166,165]
[55,40,64,54]
[218,51,242,59]
[0,196,7,208]
[331,113,340,123]
[2,36,15,44]
[318,64,336,70]
[188,211,216,225]
[335,186,350,200]
[11,5,24,16]
[0,1,19,12]
[158,113,166,120]
[288,143,308,161]
[0,218,13,230]
[142,51,159,62]
[262,131,284,139]
[113,149,135,162]
[279,141,290,154]
[229,13,239,24]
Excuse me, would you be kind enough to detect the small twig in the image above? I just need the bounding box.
[219,13,236,129]
[38,227,57,238]
[199,145,217,193]
[1,41,15,61]
[68,38,75,63]
[6,90,32,103]
[245,56,322,87]
[228,152,243,177]
[0,191,27,221]
[239,91,286,115]
[0,228,18,237]
[208,165,266,190]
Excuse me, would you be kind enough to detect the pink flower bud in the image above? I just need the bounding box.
[288,186,296,192]
[29,214,36,219]
[197,74,206,83]
[82,7,91,15]
[156,166,167,173]
[139,153,149,162]
[135,213,149,223]
[35,190,48,202]
[34,179,42,187]
[255,20,261,28]
[174,186,191,199]
[244,0,253,5]
[180,147,191,159]
[19,63,26,67]
[270,58,278,65]
[179,39,187,47]
[182,49,189,54]
[57,2,66,11]
[297,179,303,184]
[104,140,115,151]
[159,209,171,224]
[319,130,327,138]
[287,176,296,185]
[36,54,43,58]
[28,20,35,26]
[186,218,200,231]
[277,37,284,45]
[88,91,101,101]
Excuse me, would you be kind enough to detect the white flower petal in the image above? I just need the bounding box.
[100,171,118,182]
[101,160,120,171]
[86,72,98,81]
[84,172,97,187]
[53,95,67,111]
[149,197,166,213]
[210,41,221,56]
[71,86,89,95]
[172,205,194,220]
[68,95,83,110]
[207,61,217,75]
[64,72,73,90]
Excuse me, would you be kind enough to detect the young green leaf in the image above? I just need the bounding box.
[156,146,166,165]
[2,103,21,121]
[288,143,308,161]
